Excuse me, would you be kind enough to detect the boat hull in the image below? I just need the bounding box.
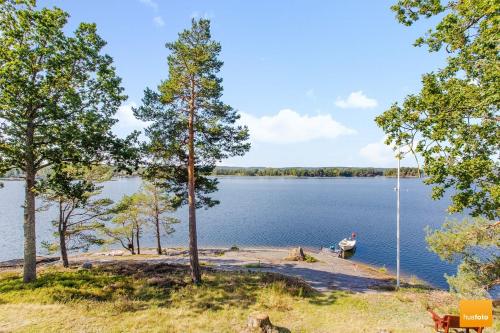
[338,239,356,251]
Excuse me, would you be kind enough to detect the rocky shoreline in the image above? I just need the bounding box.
[0,246,429,292]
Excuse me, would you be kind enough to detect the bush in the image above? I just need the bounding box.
[304,254,318,263]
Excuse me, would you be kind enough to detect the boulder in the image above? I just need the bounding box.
[284,247,305,261]
[81,262,93,269]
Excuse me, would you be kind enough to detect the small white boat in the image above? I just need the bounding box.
[338,238,356,251]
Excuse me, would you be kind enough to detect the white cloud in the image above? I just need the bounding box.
[359,137,421,167]
[153,16,165,27]
[359,138,395,166]
[112,103,149,138]
[335,91,378,109]
[116,103,140,126]
[139,0,158,10]
[239,109,356,144]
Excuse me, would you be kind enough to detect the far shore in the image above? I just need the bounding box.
[211,175,422,178]
[1,175,423,181]
[0,246,430,293]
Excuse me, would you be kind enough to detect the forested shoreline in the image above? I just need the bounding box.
[212,166,422,177]
[1,166,423,179]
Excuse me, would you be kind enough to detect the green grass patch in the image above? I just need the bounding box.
[243,261,262,269]
[200,261,213,266]
[304,254,319,263]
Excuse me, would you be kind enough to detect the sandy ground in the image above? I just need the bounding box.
[61,247,398,292]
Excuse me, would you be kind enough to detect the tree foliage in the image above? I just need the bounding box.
[378,0,499,295]
[103,194,144,255]
[136,181,180,255]
[40,164,114,266]
[134,19,250,208]
[426,218,499,297]
[0,0,131,174]
[376,0,499,219]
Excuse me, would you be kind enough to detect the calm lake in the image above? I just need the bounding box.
[0,176,459,289]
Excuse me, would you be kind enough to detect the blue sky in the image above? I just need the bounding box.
[39,0,445,168]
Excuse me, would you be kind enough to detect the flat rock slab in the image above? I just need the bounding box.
[213,248,394,292]
[0,256,60,268]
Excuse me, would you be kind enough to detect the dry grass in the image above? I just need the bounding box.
[0,262,497,333]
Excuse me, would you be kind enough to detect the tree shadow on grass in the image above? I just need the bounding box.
[307,290,353,306]
[370,277,435,292]
[0,261,325,314]
[177,272,261,312]
[169,268,317,313]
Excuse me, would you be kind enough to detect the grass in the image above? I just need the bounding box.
[304,254,319,263]
[0,262,497,333]
[243,261,262,269]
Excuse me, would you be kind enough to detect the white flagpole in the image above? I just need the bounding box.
[396,145,401,289]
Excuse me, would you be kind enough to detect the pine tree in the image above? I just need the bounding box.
[134,19,250,283]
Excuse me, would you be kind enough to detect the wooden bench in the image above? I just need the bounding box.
[428,309,484,333]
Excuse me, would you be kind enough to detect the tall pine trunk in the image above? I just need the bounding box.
[135,223,141,255]
[23,122,37,283]
[130,232,135,255]
[155,215,162,255]
[188,86,201,284]
[58,201,69,267]
[59,229,69,267]
[154,188,162,255]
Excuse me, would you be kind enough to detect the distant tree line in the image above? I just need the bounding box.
[2,166,423,179]
[382,167,423,177]
[212,167,422,178]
